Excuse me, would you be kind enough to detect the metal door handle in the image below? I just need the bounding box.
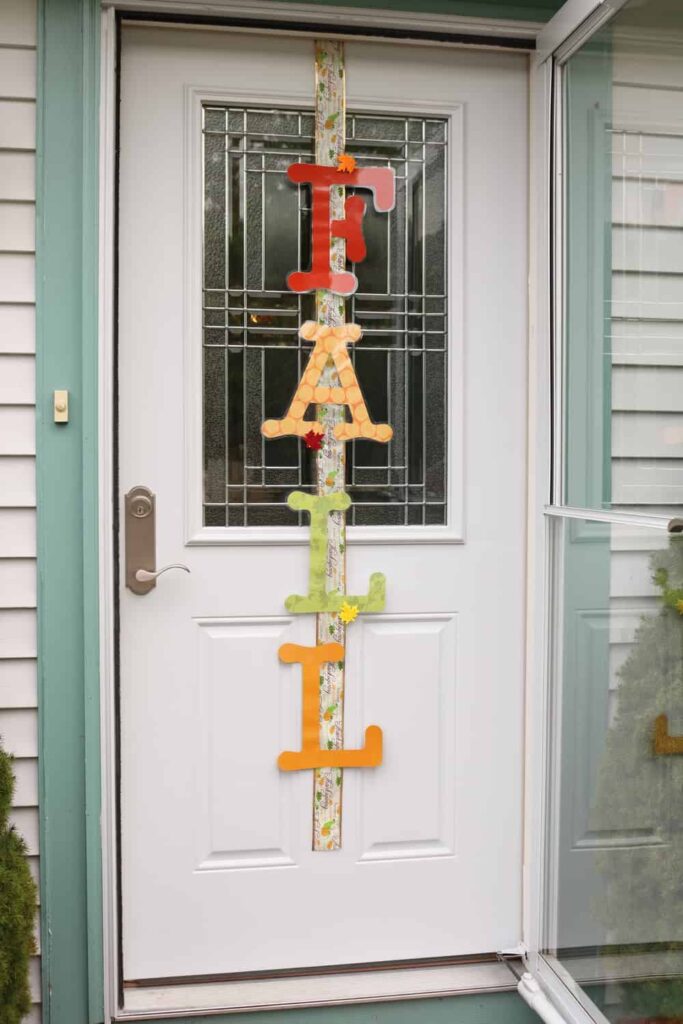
[135,564,190,583]
[125,485,189,595]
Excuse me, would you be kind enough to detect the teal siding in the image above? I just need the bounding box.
[35,0,548,1021]
[280,0,562,18]
[133,992,538,1024]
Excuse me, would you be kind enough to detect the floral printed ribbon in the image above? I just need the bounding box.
[313,40,346,851]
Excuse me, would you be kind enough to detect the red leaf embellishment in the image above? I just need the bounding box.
[304,429,323,451]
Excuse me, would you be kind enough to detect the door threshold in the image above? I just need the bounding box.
[119,959,518,1017]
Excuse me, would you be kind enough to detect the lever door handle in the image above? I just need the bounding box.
[125,485,190,595]
[135,563,191,583]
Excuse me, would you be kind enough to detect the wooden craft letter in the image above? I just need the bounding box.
[261,321,393,444]
[285,490,385,614]
[653,713,683,755]
[286,162,395,295]
[277,642,383,771]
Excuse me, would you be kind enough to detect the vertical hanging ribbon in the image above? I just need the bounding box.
[313,40,346,851]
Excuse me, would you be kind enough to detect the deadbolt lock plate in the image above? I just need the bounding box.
[125,485,156,595]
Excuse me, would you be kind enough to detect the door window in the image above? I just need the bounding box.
[202,105,448,526]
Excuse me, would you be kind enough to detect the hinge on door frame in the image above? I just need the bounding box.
[498,951,570,1024]
[517,972,570,1024]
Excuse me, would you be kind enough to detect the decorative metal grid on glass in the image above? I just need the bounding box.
[202,105,447,527]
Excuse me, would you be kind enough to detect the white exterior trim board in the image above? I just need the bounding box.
[121,961,517,1017]
[107,0,542,45]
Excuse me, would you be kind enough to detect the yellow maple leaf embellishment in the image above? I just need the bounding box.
[337,153,357,174]
[339,601,359,624]
[676,598,683,616]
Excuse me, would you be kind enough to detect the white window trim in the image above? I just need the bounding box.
[182,85,465,546]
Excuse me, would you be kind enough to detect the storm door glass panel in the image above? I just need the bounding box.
[544,516,683,1024]
[563,0,683,515]
[544,4,683,1022]
[202,105,448,527]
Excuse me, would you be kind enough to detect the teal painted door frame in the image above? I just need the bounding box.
[35,1,543,1021]
[36,0,103,1021]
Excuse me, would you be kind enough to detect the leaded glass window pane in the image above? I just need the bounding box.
[202,105,448,527]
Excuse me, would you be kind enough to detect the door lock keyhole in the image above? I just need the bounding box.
[132,496,152,518]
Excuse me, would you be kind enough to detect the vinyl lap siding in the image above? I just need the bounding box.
[0,1,41,1020]
[609,45,683,706]
[611,48,683,514]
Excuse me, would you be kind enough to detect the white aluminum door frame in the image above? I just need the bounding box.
[98,8,118,1022]
[98,6,539,1020]
[535,0,630,64]
[522,4,652,1024]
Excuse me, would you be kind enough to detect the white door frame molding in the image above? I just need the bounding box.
[99,4,536,1019]
[98,8,119,1022]
[103,0,543,45]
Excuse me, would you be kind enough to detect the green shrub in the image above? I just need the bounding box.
[0,742,37,1024]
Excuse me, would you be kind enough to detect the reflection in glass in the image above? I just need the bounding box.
[563,0,683,517]
[202,106,448,527]
[546,515,683,1023]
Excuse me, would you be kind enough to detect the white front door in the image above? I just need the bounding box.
[118,23,528,983]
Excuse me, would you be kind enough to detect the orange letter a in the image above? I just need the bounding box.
[261,322,393,444]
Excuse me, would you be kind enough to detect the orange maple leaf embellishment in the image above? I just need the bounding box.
[337,153,357,174]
